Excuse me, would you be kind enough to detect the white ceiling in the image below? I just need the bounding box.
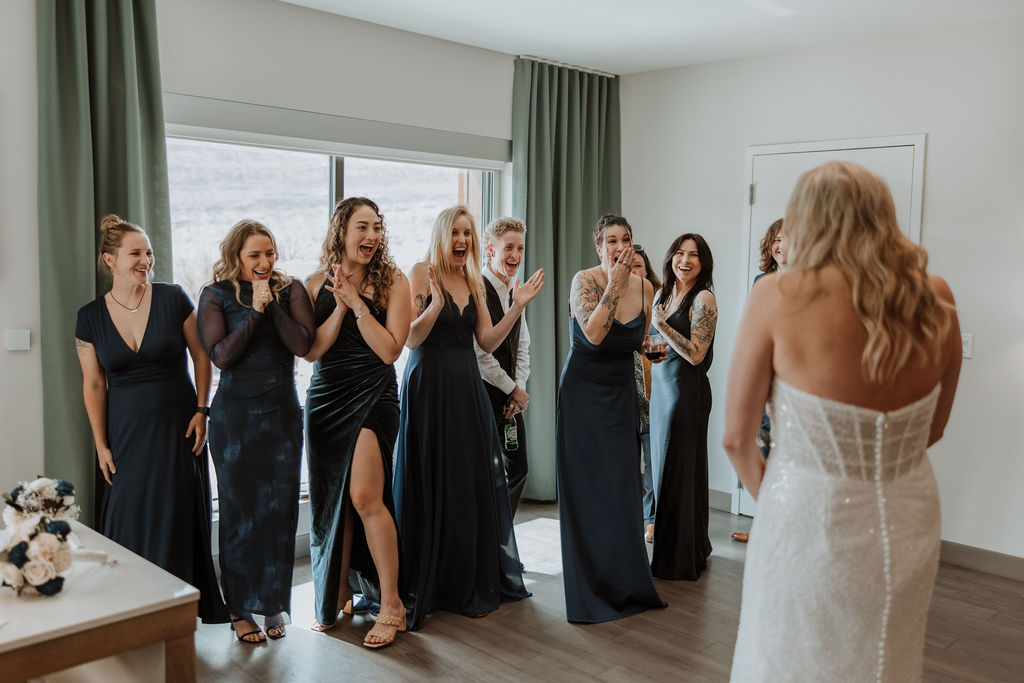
[282,0,1024,75]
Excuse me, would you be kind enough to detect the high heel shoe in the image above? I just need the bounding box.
[363,607,407,649]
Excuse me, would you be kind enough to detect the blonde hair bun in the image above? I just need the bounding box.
[100,214,124,231]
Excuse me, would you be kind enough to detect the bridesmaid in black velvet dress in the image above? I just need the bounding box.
[557,214,665,623]
[394,205,543,630]
[649,234,717,580]
[304,198,411,648]
[197,220,314,644]
[75,214,226,623]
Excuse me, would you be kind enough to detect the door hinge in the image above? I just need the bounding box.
[748,183,755,205]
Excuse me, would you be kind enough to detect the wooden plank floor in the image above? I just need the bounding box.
[195,503,1024,682]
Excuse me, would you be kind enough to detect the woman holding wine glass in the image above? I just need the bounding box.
[648,233,717,580]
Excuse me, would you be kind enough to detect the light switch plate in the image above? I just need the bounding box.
[961,333,973,359]
[6,329,30,351]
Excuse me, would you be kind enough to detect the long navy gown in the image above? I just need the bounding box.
[75,283,227,623]
[198,279,313,620]
[649,296,713,580]
[305,284,400,627]
[393,295,530,630]
[556,311,666,623]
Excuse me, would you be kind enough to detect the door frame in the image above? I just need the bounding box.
[730,133,927,516]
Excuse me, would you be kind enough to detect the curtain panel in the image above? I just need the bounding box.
[511,58,621,501]
[37,0,171,523]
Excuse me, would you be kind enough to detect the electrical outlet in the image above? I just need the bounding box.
[961,333,974,359]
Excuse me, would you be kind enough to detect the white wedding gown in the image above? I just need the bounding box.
[731,377,942,682]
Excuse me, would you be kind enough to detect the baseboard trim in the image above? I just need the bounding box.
[940,540,1024,581]
[710,488,732,513]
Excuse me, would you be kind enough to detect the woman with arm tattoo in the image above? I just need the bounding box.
[393,205,542,630]
[74,214,227,624]
[648,233,718,580]
[556,214,665,623]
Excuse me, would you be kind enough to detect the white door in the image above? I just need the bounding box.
[735,135,926,518]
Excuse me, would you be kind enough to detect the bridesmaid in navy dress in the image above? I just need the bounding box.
[198,220,314,643]
[394,205,543,629]
[304,198,411,647]
[75,214,226,623]
[557,214,665,623]
[649,234,717,580]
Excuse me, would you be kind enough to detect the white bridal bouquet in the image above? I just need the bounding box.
[0,477,97,597]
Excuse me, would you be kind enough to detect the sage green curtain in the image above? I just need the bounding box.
[37,0,171,524]
[512,58,621,501]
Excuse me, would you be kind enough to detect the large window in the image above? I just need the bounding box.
[167,136,493,500]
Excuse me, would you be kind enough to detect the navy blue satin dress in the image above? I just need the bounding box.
[198,279,313,620]
[556,312,666,623]
[649,296,713,580]
[393,295,530,630]
[75,283,227,623]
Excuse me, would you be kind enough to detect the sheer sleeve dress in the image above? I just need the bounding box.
[197,278,313,621]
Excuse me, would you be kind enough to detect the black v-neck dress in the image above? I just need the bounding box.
[75,282,227,623]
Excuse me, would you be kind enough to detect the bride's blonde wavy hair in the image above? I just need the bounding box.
[784,161,953,384]
[209,219,291,307]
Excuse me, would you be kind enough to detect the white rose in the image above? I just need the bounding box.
[29,533,60,562]
[29,478,58,498]
[52,544,72,573]
[21,559,56,587]
[0,561,24,589]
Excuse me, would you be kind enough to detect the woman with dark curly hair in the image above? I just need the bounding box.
[304,197,411,648]
[197,220,314,644]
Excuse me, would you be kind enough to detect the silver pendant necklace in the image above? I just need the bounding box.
[110,283,147,313]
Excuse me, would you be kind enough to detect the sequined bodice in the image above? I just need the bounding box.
[767,378,940,482]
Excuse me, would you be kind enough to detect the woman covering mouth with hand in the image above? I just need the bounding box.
[393,205,544,630]
[197,220,314,644]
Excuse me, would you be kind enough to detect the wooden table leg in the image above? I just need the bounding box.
[165,633,196,683]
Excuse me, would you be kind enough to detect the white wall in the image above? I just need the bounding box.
[0,0,44,487]
[621,18,1024,558]
[156,0,514,139]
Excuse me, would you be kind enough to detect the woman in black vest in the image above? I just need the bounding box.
[474,217,532,514]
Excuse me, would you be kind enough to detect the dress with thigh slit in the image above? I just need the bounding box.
[305,284,400,627]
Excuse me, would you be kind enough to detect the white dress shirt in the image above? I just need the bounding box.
[473,266,531,396]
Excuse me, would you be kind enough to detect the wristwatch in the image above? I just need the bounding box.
[196,406,211,416]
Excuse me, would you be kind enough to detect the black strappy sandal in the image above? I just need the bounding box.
[230,617,265,644]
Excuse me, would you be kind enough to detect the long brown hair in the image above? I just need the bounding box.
[318,197,398,310]
[426,205,485,308]
[209,219,290,307]
[784,161,953,384]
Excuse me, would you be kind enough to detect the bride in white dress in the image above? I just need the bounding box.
[723,161,962,682]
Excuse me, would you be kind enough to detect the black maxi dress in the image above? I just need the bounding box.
[305,286,400,627]
[393,295,530,630]
[197,279,313,620]
[556,312,666,623]
[74,283,227,623]
[649,298,714,580]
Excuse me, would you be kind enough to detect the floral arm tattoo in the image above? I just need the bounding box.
[662,294,718,363]
[570,272,623,335]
